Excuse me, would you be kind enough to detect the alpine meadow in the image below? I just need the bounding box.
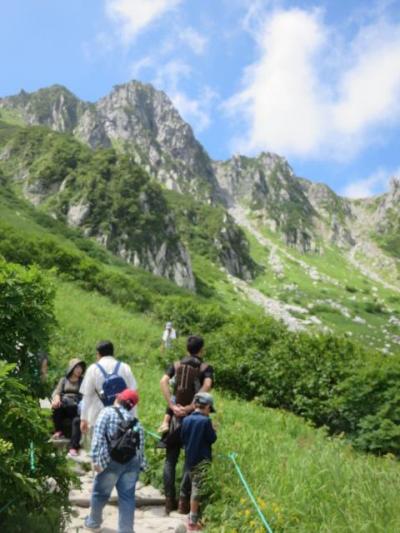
[0,76,399,533]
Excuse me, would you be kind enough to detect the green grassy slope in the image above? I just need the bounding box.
[247,224,400,354]
[52,280,400,533]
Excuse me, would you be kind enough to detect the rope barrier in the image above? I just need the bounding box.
[144,428,162,441]
[228,452,273,533]
[143,426,273,532]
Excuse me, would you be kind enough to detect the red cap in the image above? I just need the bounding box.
[117,389,139,407]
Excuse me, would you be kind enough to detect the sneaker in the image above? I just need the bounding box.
[52,431,64,440]
[83,517,101,532]
[188,521,202,531]
[67,448,79,457]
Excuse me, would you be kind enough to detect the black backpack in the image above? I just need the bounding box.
[108,407,140,464]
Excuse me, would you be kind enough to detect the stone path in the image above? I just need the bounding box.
[65,452,189,533]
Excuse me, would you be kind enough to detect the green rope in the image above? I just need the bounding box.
[143,426,274,532]
[228,453,273,533]
[29,441,36,473]
[144,428,162,441]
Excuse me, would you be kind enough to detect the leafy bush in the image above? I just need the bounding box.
[0,260,73,532]
[0,362,73,532]
[364,301,385,314]
[153,296,229,335]
[0,259,55,396]
[329,355,400,455]
[0,222,152,312]
[205,312,400,455]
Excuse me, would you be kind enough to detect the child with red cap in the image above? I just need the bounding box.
[84,388,146,533]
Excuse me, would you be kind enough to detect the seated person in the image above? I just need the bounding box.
[51,358,86,456]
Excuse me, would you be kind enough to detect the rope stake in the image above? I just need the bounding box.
[228,452,273,533]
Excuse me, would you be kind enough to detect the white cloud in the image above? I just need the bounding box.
[170,91,211,132]
[151,61,217,133]
[179,27,208,55]
[342,167,399,198]
[227,8,400,160]
[105,0,182,44]
[152,59,192,90]
[130,56,154,78]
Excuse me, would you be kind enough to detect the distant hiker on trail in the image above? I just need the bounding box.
[51,358,86,457]
[159,335,214,515]
[80,341,137,437]
[181,392,217,531]
[161,321,177,351]
[84,389,146,533]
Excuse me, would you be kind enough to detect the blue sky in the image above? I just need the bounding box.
[1,0,400,197]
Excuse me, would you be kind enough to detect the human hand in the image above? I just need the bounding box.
[80,420,89,434]
[171,404,186,418]
[93,464,103,473]
[51,395,62,409]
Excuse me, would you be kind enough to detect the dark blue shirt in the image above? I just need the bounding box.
[181,411,217,470]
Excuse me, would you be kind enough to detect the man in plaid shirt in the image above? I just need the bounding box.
[84,389,146,533]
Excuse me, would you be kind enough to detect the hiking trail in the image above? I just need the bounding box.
[65,451,188,533]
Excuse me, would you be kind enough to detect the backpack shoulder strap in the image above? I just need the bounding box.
[112,406,125,421]
[113,361,121,375]
[96,363,108,378]
[200,362,208,373]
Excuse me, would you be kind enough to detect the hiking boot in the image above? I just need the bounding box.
[178,497,190,514]
[165,496,177,515]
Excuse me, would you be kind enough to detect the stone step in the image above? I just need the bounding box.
[66,503,189,532]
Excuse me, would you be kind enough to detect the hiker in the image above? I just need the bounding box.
[159,335,214,515]
[51,358,86,457]
[84,389,146,533]
[80,341,137,437]
[181,392,217,531]
[161,321,177,350]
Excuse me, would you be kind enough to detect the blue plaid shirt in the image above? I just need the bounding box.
[91,405,147,471]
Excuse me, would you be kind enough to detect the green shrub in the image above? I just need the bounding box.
[0,260,73,532]
[0,259,55,396]
[0,362,73,532]
[153,296,229,335]
[329,355,400,455]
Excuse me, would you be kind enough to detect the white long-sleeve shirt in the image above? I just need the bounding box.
[79,356,137,427]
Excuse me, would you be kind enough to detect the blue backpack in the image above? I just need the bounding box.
[96,361,127,406]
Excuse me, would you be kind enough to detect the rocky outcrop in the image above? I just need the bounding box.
[0,82,220,201]
[214,153,319,253]
[95,82,220,200]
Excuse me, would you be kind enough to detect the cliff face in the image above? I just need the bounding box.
[1,81,399,271]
